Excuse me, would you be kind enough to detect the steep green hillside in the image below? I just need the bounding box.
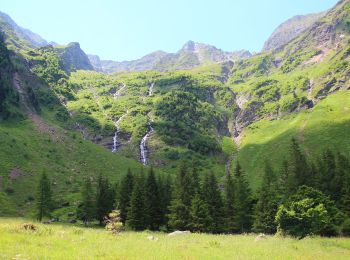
[0,0,349,219]
[239,90,350,190]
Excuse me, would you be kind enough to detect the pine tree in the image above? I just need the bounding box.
[224,172,236,233]
[233,162,253,233]
[278,160,291,201]
[96,174,115,225]
[202,172,225,233]
[158,174,172,228]
[253,162,280,234]
[289,138,310,191]
[36,172,53,221]
[190,161,200,195]
[77,178,96,225]
[190,191,212,232]
[145,167,161,230]
[126,173,146,230]
[168,163,193,230]
[118,169,134,224]
[336,153,350,215]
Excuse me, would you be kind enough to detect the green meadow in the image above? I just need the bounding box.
[1,218,350,260]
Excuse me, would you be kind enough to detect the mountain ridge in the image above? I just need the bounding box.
[88,41,252,73]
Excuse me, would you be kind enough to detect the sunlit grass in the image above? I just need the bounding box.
[1,218,350,259]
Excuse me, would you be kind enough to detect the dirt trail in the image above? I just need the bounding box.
[13,72,63,142]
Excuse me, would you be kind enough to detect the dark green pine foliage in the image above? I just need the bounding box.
[233,162,253,233]
[202,173,225,233]
[145,167,162,230]
[278,160,291,201]
[190,161,200,195]
[168,163,194,230]
[253,162,280,234]
[224,172,236,233]
[96,174,115,225]
[118,169,134,224]
[77,178,96,225]
[317,150,337,197]
[190,190,212,233]
[158,174,172,228]
[337,153,350,216]
[289,138,310,191]
[36,172,53,221]
[126,173,147,231]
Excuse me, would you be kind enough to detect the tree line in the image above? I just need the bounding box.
[36,138,350,237]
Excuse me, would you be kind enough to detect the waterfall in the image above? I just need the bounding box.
[148,83,154,96]
[112,112,127,152]
[114,83,126,99]
[140,124,154,165]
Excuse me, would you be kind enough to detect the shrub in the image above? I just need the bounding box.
[275,186,342,238]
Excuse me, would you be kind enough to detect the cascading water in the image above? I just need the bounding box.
[148,83,154,96]
[114,83,126,99]
[112,112,127,152]
[140,124,154,165]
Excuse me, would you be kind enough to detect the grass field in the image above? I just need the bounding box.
[1,218,350,259]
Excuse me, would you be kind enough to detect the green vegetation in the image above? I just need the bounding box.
[1,218,350,260]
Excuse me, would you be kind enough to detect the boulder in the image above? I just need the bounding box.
[168,230,191,237]
[255,233,267,242]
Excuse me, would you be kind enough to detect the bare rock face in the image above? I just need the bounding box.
[56,42,94,73]
[263,12,326,52]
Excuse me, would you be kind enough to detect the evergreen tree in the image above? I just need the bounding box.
[253,162,280,234]
[118,169,134,224]
[77,178,96,225]
[96,174,115,225]
[168,163,193,230]
[36,172,53,221]
[336,153,350,215]
[202,172,225,233]
[190,191,212,232]
[278,160,291,201]
[190,161,200,195]
[289,138,310,191]
[233,162,253,233]
[126,173,146,230]
[158,174,172,228]
[318,149,337,197]
[224,172,236,233]
[145,167,161,230]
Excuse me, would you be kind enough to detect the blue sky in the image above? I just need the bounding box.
[0,0,339,61]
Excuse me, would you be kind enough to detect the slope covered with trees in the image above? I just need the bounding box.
[0,0,349,235]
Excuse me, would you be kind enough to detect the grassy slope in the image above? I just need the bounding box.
[0,116,143,217]
[1,218,350,259]
[239,90,350,190]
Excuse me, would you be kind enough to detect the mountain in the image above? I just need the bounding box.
[88,41,251,73]
[262,12,326,52]
[0,11,47,48]
[88,50,168,73]
[55,42,93,72]
[0,0,350,219]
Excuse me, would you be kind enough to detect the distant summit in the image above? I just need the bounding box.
[89,41,251,73]
[263,12,326,52]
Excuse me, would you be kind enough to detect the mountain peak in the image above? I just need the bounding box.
[263,12,326,51]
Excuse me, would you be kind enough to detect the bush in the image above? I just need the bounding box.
[275,186,342,238]
[104,210,124,234]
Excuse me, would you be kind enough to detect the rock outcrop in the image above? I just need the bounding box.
[56,42,94,73]
[263,12,326,52]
